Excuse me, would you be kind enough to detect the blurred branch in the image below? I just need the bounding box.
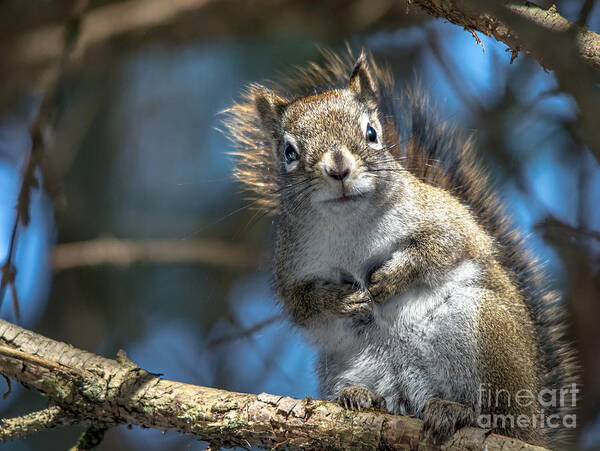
[207,313,285,348]
[0,222,20,320]
[0,319,548,450]
[536,213,600,422]
[577,0,596,26]
[535,216,600,245]
[51,237,269,271]
[70,425,109,451]
[0,0,420,108]
[0,66,52,318]
[4,0,213,68]
[1,0,415,65]
[411,0,600,159]
[0,86,52,314]
[0,1,88,318]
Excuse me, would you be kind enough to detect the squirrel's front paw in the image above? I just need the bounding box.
[334,290,372,316]
[337,386,386,411]
[368,266,396,303]
[315,280,372,317]
[420,397,475,445]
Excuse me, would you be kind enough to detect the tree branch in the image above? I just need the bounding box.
[411,1,600,71]
[0,319,547,450]
[0,0,88,319]
[0,0,419,109]
[536,216,600,244]
[50,237,269,272]
[410,0,600,159]
[577,0,596,26]
[207,313,285,348]
[0,406,78,441]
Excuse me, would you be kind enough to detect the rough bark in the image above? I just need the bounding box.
[0,406,78,441]
[0,319,547,450]
[410,0,600,159]
[411,1,600,71]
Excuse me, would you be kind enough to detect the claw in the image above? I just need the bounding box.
[337,386,386,412]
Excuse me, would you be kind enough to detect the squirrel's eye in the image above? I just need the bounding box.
[284,142,298,164]
[366,124,378,143]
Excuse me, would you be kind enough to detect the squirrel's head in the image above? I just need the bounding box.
[250,54,401,216]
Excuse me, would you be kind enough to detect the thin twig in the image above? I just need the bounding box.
[427,30,481,114]
[577,0,596,26]
[0,0,88,317]
[0,345,78,374]
[466,27,485,52]
[0,142,40,318]
[1,374,11,399]
[70,424,109,451]
[0,221,19,316]
[0,406,78,441]
[208,313,285,348]
[536,216,600,243]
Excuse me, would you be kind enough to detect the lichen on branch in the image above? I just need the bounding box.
[0,319,548,450]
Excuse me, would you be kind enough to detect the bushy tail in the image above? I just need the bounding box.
[395,77,580,448]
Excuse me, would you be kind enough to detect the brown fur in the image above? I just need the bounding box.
[281,278,371,324]
[222,48,579,447]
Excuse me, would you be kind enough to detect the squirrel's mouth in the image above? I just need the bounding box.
[322,193,364,204]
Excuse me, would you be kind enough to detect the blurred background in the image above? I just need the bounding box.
[0,0,599,449]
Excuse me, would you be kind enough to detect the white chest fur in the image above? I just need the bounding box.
[286,205,485,416]
[293,207,408,286]
[307,260,484,416]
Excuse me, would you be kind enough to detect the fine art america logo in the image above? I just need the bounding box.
[477,383,579,429]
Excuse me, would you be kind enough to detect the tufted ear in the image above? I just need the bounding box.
[252,86,288,142]
[348,53,377,109]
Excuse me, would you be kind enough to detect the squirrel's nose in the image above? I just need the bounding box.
[325,166,350,181]
[322,148,355,182]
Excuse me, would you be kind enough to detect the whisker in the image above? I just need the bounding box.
[290,183,317,215]
[180,198,264,240]
[232,207,270,240]
[275,178,314,194]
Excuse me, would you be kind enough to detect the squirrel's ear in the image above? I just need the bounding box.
[252,86,288,141]
[348,53,377,108]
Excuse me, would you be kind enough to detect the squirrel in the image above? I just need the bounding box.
[223,49,579,447]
